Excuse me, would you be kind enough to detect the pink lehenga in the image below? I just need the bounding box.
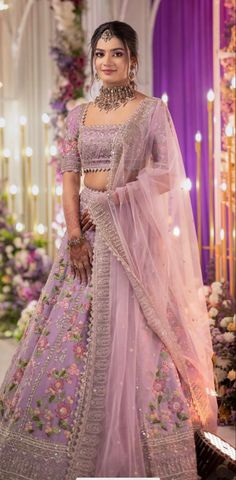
[0,97,217,479]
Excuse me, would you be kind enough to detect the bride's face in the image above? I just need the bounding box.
[94,35,133,87]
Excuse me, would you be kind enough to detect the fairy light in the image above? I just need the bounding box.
[9,184,18,195]
[50,145,57,156]
[36,223,46,235]
[181,178,192,191]
[207,89,215,102]
[31,184,39,196]
[220,229,225,241]
[220,182,227,192]
[19,116,27,126]
[15,222,24,232]
[195,131,202,143]
[161,93,168,105]
[25,146,33,157]
[225,123,233,137]
[41,113,50,124]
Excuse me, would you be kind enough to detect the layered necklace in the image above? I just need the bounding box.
[94,83,136,112]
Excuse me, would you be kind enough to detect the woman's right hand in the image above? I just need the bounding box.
[69,238,93,285]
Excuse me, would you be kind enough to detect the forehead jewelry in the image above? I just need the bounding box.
[101,29,113,42]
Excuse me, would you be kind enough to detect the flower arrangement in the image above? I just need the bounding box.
[204,280,236,424]
[0,199,52,337]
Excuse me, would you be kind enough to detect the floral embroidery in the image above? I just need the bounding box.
[145,347,190,436]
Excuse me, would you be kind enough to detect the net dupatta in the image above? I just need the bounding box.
[87,97,217,436]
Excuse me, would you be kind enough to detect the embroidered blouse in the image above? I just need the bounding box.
[60,103,122,174]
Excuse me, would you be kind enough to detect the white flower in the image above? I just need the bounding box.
[6,245,13,254]
[203,285,211,296]
[227,370,236,381]
[209,318,215,326]
[222,332,235,343]
[209,307,218,318]
[222,300,232,308]
[208,293,219,306]
[13,237,23,248]
[2,286,11,293]
[211,281,223,294]
[220,316,233,328]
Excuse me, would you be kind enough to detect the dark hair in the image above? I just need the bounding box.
[89,21,139,79]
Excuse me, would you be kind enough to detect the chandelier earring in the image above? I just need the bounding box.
[95,72,100,81]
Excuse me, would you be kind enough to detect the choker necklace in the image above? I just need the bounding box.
[94,84,136,112]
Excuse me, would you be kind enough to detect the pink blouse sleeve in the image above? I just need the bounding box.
[60,106,82,174]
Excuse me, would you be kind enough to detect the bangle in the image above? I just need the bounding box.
[67,235,85,248]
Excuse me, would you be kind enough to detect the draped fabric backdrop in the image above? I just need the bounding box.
[152,0,213,282]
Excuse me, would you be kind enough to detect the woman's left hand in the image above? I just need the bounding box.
[81,210,95,233]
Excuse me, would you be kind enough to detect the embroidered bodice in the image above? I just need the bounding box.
[61,103,122,174]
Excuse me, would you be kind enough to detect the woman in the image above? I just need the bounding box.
[0,21,217,479]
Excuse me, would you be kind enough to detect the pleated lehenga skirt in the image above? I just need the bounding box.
[0,186,198,480]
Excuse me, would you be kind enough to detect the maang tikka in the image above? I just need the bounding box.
[101,29,114,42]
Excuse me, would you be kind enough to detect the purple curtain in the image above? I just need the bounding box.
[152,0,213,282]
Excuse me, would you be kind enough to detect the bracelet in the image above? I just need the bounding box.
[67,235,85,248]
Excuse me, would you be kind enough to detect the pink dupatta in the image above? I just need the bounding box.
[65,97,217,478]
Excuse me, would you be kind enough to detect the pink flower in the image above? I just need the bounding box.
[44,409,54,421]
[56,402,71,419]
[73,344,85,359]
[37,337,49,351]
[153,380,164,392]
[45,424,53,434]
[171,401,183,413]
[13,368,24,383]
[68,363,80,376]
[50,379,64,393]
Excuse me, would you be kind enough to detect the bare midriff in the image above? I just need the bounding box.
[84,171,110,192]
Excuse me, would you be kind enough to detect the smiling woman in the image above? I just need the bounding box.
[0,20,217,480]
